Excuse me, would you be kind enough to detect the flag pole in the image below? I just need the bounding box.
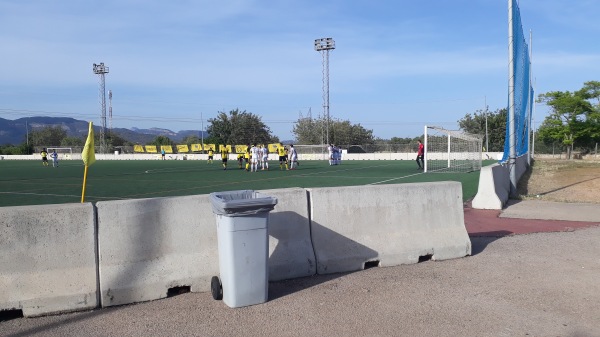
[81,121,96,203]
[81,166,89,203]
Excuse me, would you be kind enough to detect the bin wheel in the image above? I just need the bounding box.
[211,276,223,300]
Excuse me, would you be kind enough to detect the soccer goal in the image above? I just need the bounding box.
[293,144,329,160]
[47,147,73,159]
[424,126,482,173]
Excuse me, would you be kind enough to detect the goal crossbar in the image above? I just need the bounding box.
[424,126,482,173]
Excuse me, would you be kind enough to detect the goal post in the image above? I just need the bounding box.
[292,144,329,160]
[424,126,482,173]
[47,147,73,159]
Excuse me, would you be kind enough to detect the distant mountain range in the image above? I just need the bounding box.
[0,117,207,145]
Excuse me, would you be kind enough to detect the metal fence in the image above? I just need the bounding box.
[33,143,425,155]
[294,143,420,154]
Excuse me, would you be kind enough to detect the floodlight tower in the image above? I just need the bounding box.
[93,62,109,153]
[314,37,335,146]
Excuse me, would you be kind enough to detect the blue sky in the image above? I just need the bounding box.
[1,0,599,141]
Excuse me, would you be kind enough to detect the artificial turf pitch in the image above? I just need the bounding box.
[0,159,494,207]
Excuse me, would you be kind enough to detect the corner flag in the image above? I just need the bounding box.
[82,122,96,167]
[81,122,95,203]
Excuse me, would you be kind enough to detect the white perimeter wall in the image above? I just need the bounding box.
[1,152,502,161]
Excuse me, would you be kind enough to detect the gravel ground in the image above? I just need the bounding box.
[2,226,599,337]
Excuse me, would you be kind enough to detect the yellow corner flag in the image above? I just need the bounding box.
[82,122,96,167]
[81,122,96,203]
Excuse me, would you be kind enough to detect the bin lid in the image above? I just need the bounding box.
[210,190,277,217]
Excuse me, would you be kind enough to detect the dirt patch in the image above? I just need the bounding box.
[518,159,600,204]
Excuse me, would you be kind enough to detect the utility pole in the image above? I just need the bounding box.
[200,112,204,153]
[25,119,29,152]
[485,96,489,153]
[109,90,113,138]
[507,0,517,197]
[528,29,533,165]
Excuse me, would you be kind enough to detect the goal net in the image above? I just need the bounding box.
[424,126,482,173]
[292,144,328,160]
[47,147,73,159]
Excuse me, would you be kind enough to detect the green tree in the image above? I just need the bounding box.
[387,136,417,153]
[151,136,175,148]
[107,133,132,147]
[207,109,275,145]
[579,81,600,148]
[390,137,414,144]
[0,143,31,155]
[182,135,200,146]
[181,135,203,152]
[293,117,323,144]
[331,120,375,146]
[580,81,600,106]
[29,126,68,147]
[61,136,85,147]
[292,116,375,146]
[537,90,593,158]
[458,108,507,152]
[19,142,34,155]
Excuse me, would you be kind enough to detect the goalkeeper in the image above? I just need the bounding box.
[416,139,424,170]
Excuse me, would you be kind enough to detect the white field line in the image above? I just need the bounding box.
[368,172,424,185]
[0,191,127,200]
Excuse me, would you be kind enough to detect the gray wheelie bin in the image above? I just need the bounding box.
[209,190,278,308]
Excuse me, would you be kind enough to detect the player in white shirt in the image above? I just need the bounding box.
[256,145,263,170]
[327,144,333,165]
[261,145,269,170]
[288,144,298,170]
[50,150,59,168]
[333,145,340,165]
[250,144,260,172]
[332,145,341,165]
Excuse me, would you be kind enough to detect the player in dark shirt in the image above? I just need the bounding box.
[220,147,229,170]
[40,149,49,166]
[416,139,424,170]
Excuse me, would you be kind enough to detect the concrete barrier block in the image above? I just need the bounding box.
[96,195,219,307]
[309,182,471,275]
[472,156,530,210]
[515,155,529,181]
[260,188,316,281]
[472,164,509,209]
[0,203,97,317]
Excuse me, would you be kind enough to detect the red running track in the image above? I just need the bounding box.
[464,204,599,237]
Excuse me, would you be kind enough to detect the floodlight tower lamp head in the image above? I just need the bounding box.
[93,62,109,74]
[314,38,335,51]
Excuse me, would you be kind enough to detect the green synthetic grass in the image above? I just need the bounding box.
[0,159,496,207]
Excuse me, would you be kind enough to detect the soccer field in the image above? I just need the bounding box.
[0,159,494,207]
